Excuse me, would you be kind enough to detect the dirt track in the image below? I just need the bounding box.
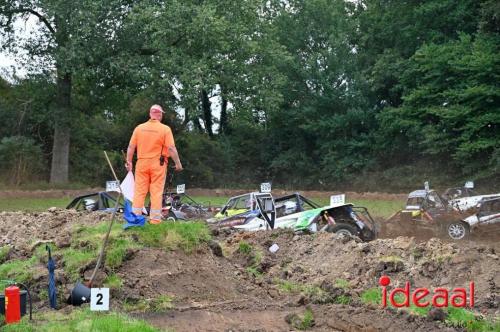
[0,210,498,331]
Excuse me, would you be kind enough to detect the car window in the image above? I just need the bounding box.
[407,197,423,207]
[481,200,500,214]
[427,192,445,208]
[234,195,253,210]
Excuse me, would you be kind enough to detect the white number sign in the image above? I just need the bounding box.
[90,288,110,311]
[260,182,272,193]
[330,194,345,205]
[106,180,120,192]
[177,184,186,194]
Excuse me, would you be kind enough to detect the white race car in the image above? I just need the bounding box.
[446,197,500,240]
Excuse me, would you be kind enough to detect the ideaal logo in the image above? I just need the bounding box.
[379,276,474,308]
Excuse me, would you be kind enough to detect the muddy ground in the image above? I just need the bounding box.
[0,210,498,331]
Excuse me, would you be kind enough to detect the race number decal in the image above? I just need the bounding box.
[90,288,110,311]
[260,182,272,193]
[177,184,186,194]
[330,194,345,205]
[106,180,120,192]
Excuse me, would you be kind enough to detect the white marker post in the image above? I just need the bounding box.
[106,180,120,192]
[176,184,186,194]
[90,288,110,311]
[260,182,272,193]
[330,194,346,206]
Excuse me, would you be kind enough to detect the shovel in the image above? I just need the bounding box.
[67,151,124,305]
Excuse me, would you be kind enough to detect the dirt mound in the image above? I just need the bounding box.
[1,211,498,331]
[142,304,452,332]
[0,209,108,256]
[116,247,271,305]
[220,230,500,316]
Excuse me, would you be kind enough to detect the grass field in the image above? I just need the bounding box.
[0,195,404,218]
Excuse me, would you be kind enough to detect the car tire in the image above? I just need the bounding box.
[326,223,358,237]
[446,221,470,240]
[163,210,177,222]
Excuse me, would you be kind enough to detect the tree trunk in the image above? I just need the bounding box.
[201,89,213,137]
[50,72,72,183]
[220,95,228,135]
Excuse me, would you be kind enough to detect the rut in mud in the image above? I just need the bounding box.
[0,209,498,331]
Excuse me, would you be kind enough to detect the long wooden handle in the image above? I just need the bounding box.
[88,151,123,285]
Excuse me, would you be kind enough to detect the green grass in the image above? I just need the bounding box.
[237,241,253,255]
[0,246,10,263]
[0,257,37,285]
[123,295,174,313]
[297,308,315,330]
[0,220,211,288]
[187,195,229,207]
[246,266,263,277]
[360,288,382,305]
[61,249,96,281]
[129,221,210,253]
[311,197,403,218]
[276,280,324,298]
[334,279,350,289]
[0,308,161,332]
[236,241,265,277]
[351,199,403,218]
[334,294,352,305]
[103,274,123,289]
[446,307,500,331]
[0,195,404,219]
[0,181,89,191]
[0,198,69,212]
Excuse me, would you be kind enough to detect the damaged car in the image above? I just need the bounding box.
[208,192,378,241]
[446,197,500,240]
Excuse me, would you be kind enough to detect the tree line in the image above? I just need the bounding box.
[0,0,498,191]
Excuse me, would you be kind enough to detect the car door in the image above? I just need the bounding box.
[476,199,500,236]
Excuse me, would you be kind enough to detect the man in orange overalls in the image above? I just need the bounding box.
[125,104,183,224]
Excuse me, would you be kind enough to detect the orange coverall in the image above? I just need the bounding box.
[129,119,175,222]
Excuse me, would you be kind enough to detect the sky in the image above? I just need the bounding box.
[0,16,37,79]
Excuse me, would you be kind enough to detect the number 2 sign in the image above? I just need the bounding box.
[90,288,110,311]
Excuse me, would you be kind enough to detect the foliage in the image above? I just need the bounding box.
[1,0,499,190]
[0,136,44,185]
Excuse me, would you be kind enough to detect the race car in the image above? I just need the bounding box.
[208,192,378,241]
[445,197,500,240]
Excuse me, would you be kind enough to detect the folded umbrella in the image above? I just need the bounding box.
[46,245,57,309]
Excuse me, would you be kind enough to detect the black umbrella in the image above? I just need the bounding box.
[46,245,57,309]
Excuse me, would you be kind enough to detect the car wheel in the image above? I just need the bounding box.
[447,221,470,240]
[326,223,358,237]
[163,210,177,222]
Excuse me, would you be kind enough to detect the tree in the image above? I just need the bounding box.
[0,0,132,183]
[378,34,500,179]
[122,0,287,135]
